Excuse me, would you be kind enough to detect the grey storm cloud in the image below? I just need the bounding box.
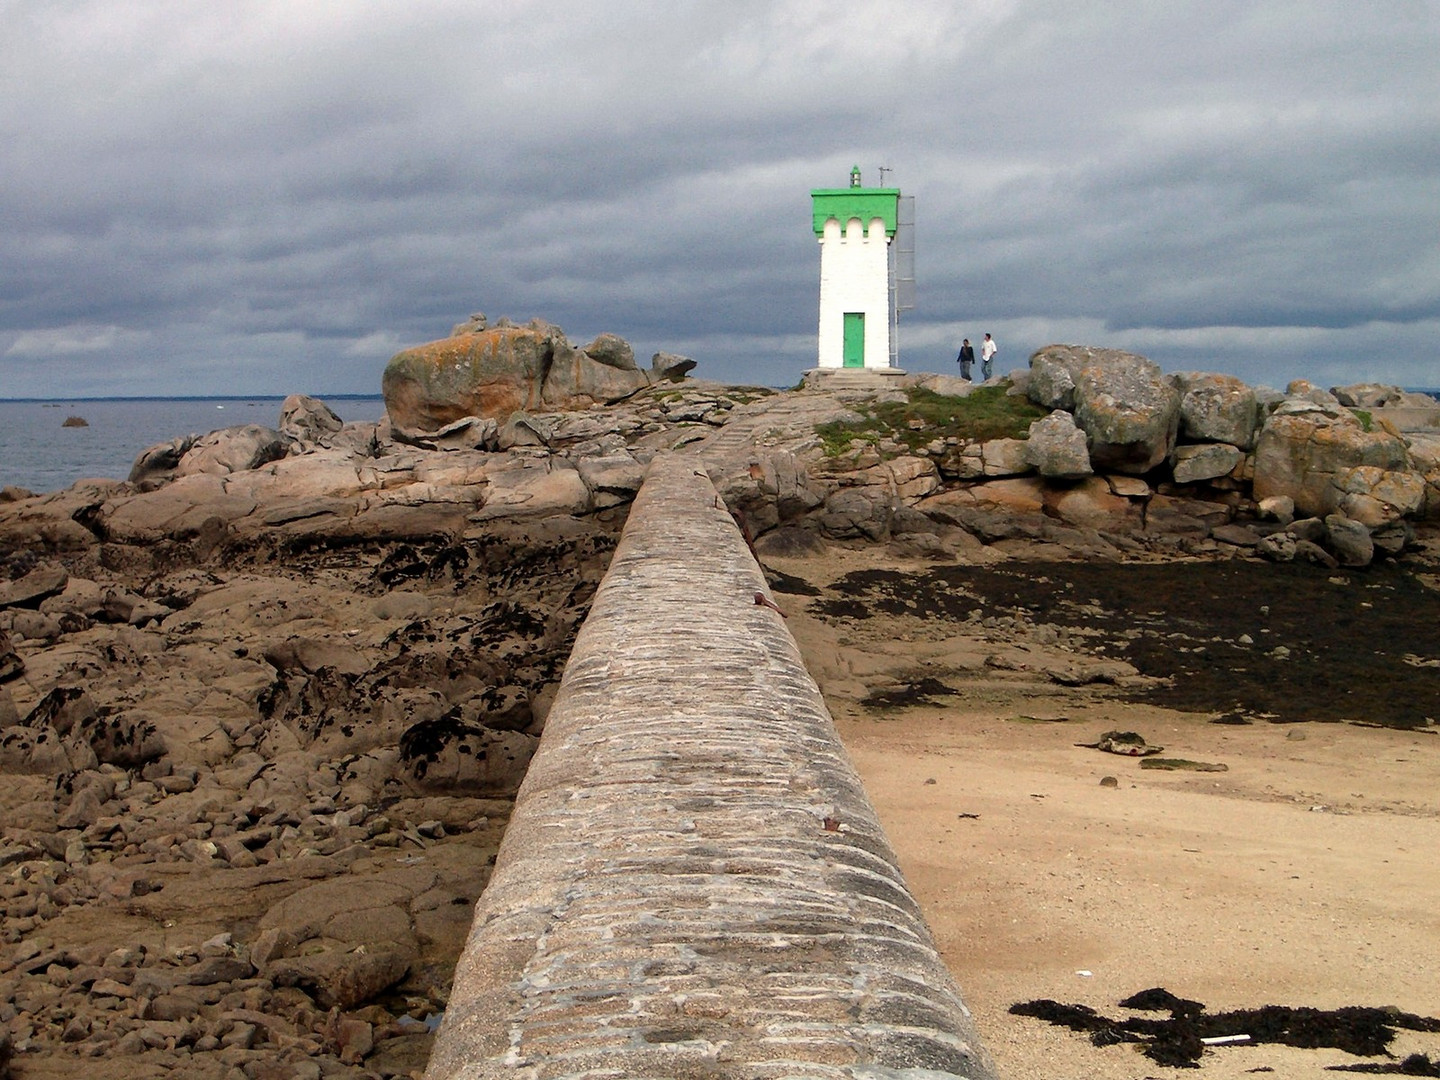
[2,0,1437,398]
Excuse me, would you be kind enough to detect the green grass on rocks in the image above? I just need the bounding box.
[815,384,1048,457]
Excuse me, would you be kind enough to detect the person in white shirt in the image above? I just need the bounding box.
[981,333,998,379]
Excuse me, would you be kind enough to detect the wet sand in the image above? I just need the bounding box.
[772,545,1440,1079]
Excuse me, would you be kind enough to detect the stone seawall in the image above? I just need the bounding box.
[424,454,996,1080]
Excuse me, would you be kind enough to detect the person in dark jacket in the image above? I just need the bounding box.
[956,338,975,379]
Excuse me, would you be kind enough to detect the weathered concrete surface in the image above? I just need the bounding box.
[425,454,995,1080]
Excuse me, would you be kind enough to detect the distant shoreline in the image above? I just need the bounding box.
[0,393,384,404]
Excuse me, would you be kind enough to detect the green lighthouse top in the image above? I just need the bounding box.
[811,166,900,237]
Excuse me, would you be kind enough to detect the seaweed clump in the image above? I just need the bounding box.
[1011,989,1440,1069]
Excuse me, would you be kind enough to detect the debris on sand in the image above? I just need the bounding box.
[1080,730,1163,756]
[1139,757,1229,772]
[863,677,957,710]
[1328,1052,1440,1075]
[1011,989,1440,1069]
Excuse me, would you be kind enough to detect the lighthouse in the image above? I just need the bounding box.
[811,165,906,371]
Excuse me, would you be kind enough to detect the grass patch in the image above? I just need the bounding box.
[1349,408,1374,432]
[815,419,883,456]
[814,383,1049,457]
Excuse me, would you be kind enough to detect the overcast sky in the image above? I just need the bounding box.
[3,0,1437,399]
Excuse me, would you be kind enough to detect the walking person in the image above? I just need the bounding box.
[981,333,997,380]
[956,338,974,380]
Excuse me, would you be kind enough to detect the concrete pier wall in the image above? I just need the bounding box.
[424,454,996,1080]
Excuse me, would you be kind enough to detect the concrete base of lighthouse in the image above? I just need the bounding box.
[801,367,908,390]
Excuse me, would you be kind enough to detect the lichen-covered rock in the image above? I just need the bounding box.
[1286,379,1342,406]
[1405,433,1440,518]
[383,322,560,431]
[1024,410,1092,479]
[888,455,942,500]
[1071,351,1182,475]
[1330,466,1426,527]
[541,339,649,408]
[1026,347,1083,410]
[1176,372,1260,450]
[981,438,1031,477]
[1253,399,1410,517]
[382,321,651,433]
[1171,443,1244,484]
[579,333,636,370]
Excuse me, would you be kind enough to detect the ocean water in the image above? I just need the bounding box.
[0,396,386,495]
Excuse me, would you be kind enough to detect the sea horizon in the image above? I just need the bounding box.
[0,394,386,495]
[1,392,384,403]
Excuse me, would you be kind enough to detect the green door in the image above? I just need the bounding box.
[842,312,865,368]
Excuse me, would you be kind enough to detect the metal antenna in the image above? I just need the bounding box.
[877,166,893,186]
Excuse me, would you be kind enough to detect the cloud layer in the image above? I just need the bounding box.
[3,0,1437,397]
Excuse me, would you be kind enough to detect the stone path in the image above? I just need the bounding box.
[424,454,995,1080]
[695,388,867,465]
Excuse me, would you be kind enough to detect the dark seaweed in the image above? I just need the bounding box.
[1012,991,1440,1068]
[815,561,1440,728]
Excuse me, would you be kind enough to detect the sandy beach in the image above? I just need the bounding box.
[773,545,1440,1080]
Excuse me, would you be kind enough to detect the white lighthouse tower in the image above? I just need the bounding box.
[812,165,905,372]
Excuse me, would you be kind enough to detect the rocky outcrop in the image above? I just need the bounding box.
[1071,351,1183,474]
[1024,410,1092,479]
[0,482,617,1074]
[174,425,290,479]
[1254,512,1389,568]
[1331,466,1426,526]
[1252,396,1410,517]
[1027,349,1082,411]
[1027,346,1185,474]
[381,318,569,432]
[1176,372,1260,450]
[1171,443,1244,484]
[382,318,670,434]
[278,394,344,444]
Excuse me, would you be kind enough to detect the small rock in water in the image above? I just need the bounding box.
[62,415,89,427]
